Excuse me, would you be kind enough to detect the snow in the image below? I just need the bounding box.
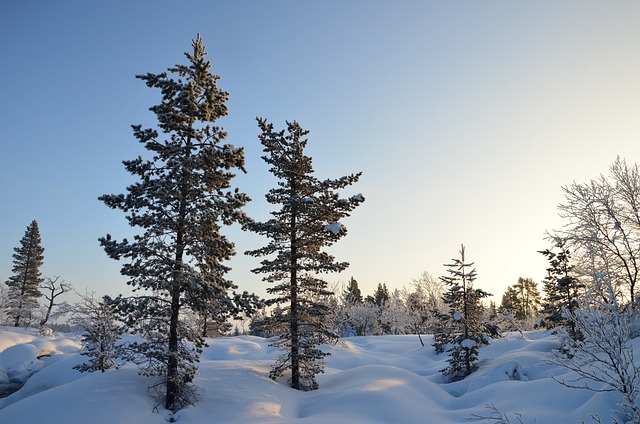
[323,222,343,235]
[461,338,476,349]
[0,328,631,423]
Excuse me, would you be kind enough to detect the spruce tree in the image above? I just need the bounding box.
[5,220,44,327]
[371,283,390,307]
[539,240,584,336]
[434,244,490,381]
[246,118,364,391]
[343,277,363,305]
[99,35,256,411]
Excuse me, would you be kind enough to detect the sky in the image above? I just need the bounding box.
[1,1,640,303]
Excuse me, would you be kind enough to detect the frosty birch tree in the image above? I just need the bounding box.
[434,244,490,381]
[5,220,44,327]
[411,270,445,313]
[99,35,256,411]
[246,118,364,391]
[547,278,640,423]
[556,157,640,310]
[406,271,445,338]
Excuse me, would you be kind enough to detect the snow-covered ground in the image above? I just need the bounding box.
[0,328,630,423]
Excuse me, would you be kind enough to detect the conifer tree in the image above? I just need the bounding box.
[343,277,363,305]
[246,118,364,391]
[434,244,490,381]
[512,277,541,319]
[539,240,584,336]
[500,286,519,313]
[99,35,256,411]
[369,283,390,306]
[5,220,44,327]
[500,277,541,319]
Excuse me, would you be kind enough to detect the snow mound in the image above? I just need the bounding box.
[0,329,81,395]
[0,330,629,423]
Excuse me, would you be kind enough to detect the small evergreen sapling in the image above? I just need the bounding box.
[434,244,491,381]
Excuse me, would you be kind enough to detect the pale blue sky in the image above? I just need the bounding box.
[1,1,639,302]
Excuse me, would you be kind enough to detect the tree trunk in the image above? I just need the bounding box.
[166,282,181,411]
[166,197,186,411]
[290,202,300,390]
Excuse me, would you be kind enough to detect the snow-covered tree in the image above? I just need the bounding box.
[99,35,257,411]
[5,220,44,327]
[0,286,8,324]
[331,297,380,337]
[547,277,640,423]
[539,240,585,335]
[434,244,491,381]
[555,157,640,310]
[246,118,364,391]
[379,289,411,335]
[39,276,73,327]
[72,292,122,373]
[411,271,445,312]
[404,271,446,338]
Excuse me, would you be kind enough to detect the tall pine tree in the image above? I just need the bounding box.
[434,244,490,381]
[99,35,256,411]
[5,220,44,327]
[246,118,364,391]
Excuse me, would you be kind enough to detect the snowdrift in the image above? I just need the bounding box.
[0,328,629,423]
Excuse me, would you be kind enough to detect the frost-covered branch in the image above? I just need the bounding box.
[546,278,640,423]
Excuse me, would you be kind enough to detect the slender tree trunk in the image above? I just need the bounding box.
[166,282,181,411]
[15,279,27,327]
[40,306,52,327]
[166,136,193,411]
[290,202,300,390]
[202,315,208,338]
[40,288,55,327]
[167,194,187,410]
[167,227,184,410]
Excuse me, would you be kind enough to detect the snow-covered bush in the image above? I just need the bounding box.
[71,292,122,373]
[547,279,640,423]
